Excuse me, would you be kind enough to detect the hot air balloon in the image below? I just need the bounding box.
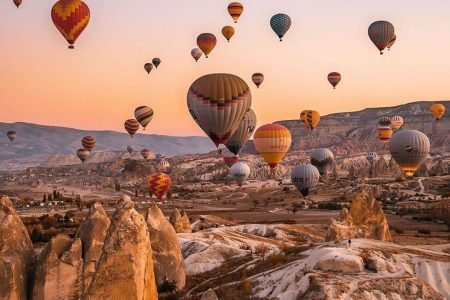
[155,154,165,162]
[389,130,430,177]
[366,151,378,162]
[391,116,404,129]
[225,109,257,155]
[430,104,445,121]
[368,21,395,54]
[144,63,153,74]
[147,173,171,200]
[127,145,134,154]
[13,0,22,8]
[252,73,264,89]
[152,58,161,69]
[270,13,291,41]
[124,119,140,138]
[141,149,151,160]
[134,106,153,130]
[191,48,202,62]
[377,126,393,145]
[387,34,396,50]
[159,160,170,172]
[291,164,320,197]
[222,26,235,42]
[300,110,320,130]
[81,136,96,152]
[310,148,334,175]
[51,0,90,49]
[378,116,391,127]
[230,162,250,187]
[223,148,240,168]
[187,73,252,147]
[77,148,89,163]
[6,131,16,142]
[327,72,341,89]
[228,2,243,23]
[197,33,217,58]
[254,124,291,171]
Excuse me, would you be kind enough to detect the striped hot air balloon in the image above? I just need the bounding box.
[368,21,395,54]
[144,63,153,74]
[291,164,320,197]
[366,152,378,162]
[191,48,202,62]
[230,162,250,187]
[159,160,170,173]
[378,116,391,127]
[225,108,257,155]
[252,73,264,88]
[147,173,171,200]
[377,126,393,145]
[310,148,334,175]
[124,119,140,138]
[391,116,404,129]
[187,74,252,147]
[134,106,154,130]
[228,2,243,23]
[141,149,151,160]
[223,148,240,168]
[254,124,291,170]
[301,110,320,130]
[222,26,235,42]
[327,72,341,89]
[430,103,445,121]
[270,13,291,41]
[81,136,96,152]
[13,0,22,8]
[77,148,89,163]
[389,130,430,177]
[51,0,90,49]
[152,58,161,69]
[6,131,17,142]
[197,33,217,58]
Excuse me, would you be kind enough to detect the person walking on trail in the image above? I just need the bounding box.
[348,239,352,248]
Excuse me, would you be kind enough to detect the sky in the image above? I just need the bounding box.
[1,0,450,137]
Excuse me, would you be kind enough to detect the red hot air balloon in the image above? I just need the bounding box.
[197,33,217,58]
[147,173,171,200]
[51,0,90,49]
[327,72,341,89]
[13,0,22,8]
[124,119,140,138]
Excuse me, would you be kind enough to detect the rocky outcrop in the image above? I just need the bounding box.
[201,288,219,300]
[313,248,364,273]
[32,234,83,300]
[170,208,192,233]
[325,190,392,242]
[146,204,186,290]
[0,196,35,300]
[75,202,111,295]
[86,196,158,300]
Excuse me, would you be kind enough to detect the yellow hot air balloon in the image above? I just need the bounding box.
[377,126,393,145]
[222,26,235,42]
[197,33,217,58]
[254,124,291,171]
[300,110,320,130]
[430,104,445,121]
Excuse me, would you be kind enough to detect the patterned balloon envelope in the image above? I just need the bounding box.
[147,173,171,200]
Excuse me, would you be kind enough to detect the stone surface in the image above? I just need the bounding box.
[200,288,219,300]
[86,195,158,300]
[146,203,186,290]
[0,196,35,300]
[170,208,192,233]
[325,190,392,242]
[32,234,83,300]
[75,202,111,295]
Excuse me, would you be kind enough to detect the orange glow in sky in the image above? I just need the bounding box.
[1,0,450,136]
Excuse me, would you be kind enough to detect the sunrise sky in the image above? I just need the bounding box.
[1,0,450,136]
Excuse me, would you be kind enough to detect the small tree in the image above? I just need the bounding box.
[291,206,298,215]
[53,190,57,199]
[254,243,270,262]
[48,194,53,201]
[42,194,47,203]
[135,189,138,197]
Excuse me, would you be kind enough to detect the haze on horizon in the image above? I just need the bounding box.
[1,0,450,137]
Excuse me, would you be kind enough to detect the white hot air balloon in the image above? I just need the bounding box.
[230,162,250,187]
[291,164,320,197]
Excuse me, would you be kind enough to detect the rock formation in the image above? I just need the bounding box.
[75,202,111,296]
[170,208,192,233]
[201,288,219,300]
[86,195,158,300]
[146,204,186,290]
[0,196,35,300]
[325,190,392,242]
[32,234,83,300]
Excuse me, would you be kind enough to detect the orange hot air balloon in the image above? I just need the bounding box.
[197,33,217,58]
[430,103,445,121]
[254,124,291,170]
[51,0,90,49]
[147,173,171,200]
[300,110,320,130]
[327,72,341,89]
[222,26,235,42]
[124,119,140,138]
[228,2,243,23]
[377,126,393,145]
[13,0,22,8]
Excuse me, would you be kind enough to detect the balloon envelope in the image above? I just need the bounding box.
[141,149,151,160]
[310,148,334,175]
[191,48,202,62]
[81,136,96,152]
[152,58,161,68]
[222,26,235,42]
[222,148,240,168]
[378,116,391,127]
[366,152,378,162]
[254,124,291,170]
[391,116,404,129]
[377,126,393,145]
[147,173,171,200]
[144,63,153,74]
[368,21,395,54]
[124,119,140,137]
[225,108,257,155]
[159,160,170,172]
[430,104,445,120]
[127,145,134,154]
[230,162,250,187]
[270,13,291,41]
[134,106,154,129]
[6,131,16,141]
[291,164,320,197]
[13,0,22,8]
[77,148,89,163]
[228,2,243,23]
[327,72,341,89]
[300,110,320,130]
[197,33,217,58]
[252,73,264,88]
